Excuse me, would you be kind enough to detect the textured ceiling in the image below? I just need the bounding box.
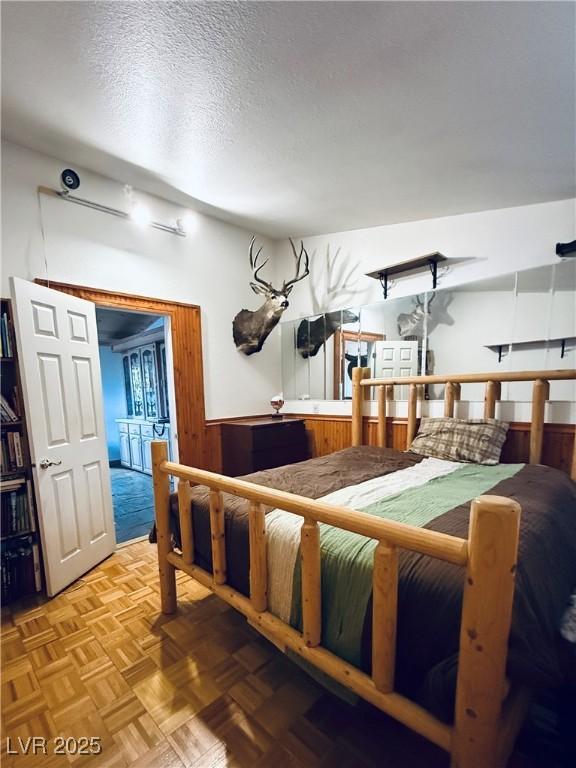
[95,307,161,345]
[2,1,575,238]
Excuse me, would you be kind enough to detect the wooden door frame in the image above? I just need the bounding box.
[35,280,208,469]
[333,329,385,399]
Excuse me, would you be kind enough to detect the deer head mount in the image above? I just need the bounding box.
[345,352,368,380]
[232,237,310,355]
[297,309,359,358]
[396,292,455,338]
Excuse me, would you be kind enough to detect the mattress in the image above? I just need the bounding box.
[163,446,576,718]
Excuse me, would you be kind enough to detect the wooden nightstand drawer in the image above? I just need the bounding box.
[252,444,309,472]
[221,418,309,476]
[251,420,305,450]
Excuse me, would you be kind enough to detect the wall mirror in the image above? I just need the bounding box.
[280,261,576,401]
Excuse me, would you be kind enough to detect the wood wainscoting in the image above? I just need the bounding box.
[36,280,209,469]
[205,413,574,475]
[289,414,576,475]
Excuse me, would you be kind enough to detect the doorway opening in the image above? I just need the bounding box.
[96,306,175,544]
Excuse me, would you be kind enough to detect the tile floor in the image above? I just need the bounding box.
[110,467,155,544]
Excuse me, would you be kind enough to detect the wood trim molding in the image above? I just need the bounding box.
[35,279,208,469]
[205,414,271,425]
[333,328,385,399]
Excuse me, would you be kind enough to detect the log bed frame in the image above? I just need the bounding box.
[152,368,576,768]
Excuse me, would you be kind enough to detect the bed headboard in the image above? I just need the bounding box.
[350,367,576,478]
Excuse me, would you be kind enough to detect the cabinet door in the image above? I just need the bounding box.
[129,435,143,471]
[158,342,170,419]
[119,432,131,467]
[122,355,134,417]
[129,350,144,418]
[142,437,153,474]
[141,345,159,421]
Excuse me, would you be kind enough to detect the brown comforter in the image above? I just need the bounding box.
[163,446,576,717]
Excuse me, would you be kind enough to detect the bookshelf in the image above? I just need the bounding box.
[1,298,43,601]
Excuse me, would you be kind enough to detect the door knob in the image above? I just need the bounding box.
[39,458,62,469]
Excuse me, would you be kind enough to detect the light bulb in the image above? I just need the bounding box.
[177,212,197,235]
[130,201,151,227]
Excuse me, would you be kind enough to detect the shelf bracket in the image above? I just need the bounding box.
[498,345,503,363]
[561,339,566,359]
[379,272,389,300]
[428,258,438,290]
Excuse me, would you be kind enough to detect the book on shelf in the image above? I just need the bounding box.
[0,392,20,422]
[1,312,14,358]
[1,432,25,472]
[1,481,32,536]
[1,535,39,601]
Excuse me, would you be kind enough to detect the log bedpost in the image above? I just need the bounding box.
[249,501,267,612]
[377,385,387,448]
[444,382,455,417]
[301,518,321,647]
[407,383,418,448]
[178,480,194,565]
[529,379,549,464]
[372,540,398,693]
[352,367,364,446]
[484,381,501,419]
[451,495,521,768]
[152,441,177,614]
[209,489,227,585]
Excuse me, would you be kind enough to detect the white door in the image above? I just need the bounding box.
[375,340,419,400]
[11,278,116,596]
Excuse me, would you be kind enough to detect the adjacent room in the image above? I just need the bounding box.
[1,2,575,768]
[96,307,174,543]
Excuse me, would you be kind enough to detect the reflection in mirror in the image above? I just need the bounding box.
[280,262,575,403]
[425,273,516,401]
[548,260,576,402]
[361,296,426,399]
[334,309,362,399]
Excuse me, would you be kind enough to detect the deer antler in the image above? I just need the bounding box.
[283,238,310,291]
[249,236,273,291]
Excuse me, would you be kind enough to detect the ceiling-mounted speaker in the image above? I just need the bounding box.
[556,240,576,257]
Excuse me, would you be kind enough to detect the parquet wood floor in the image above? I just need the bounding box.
[1,542,536,768]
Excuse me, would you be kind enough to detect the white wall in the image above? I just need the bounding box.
[98,345,126,461]
[274,199,576,417]
[1,141,282,420]
[274,199,575,318]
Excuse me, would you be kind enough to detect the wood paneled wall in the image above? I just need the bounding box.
[297,415,575,475]
[205,414,574,476]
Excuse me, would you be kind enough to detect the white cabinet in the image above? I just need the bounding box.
[116,420,170,475]
[119,432,131,467]
[142,437,154,473]
[129,434,143,471]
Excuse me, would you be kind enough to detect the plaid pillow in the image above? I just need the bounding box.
[409,417,509,465]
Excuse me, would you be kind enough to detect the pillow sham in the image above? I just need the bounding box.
[408,417,509,465]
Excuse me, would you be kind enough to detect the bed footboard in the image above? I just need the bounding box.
[152,441,523,768]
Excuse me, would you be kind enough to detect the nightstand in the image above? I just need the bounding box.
[221,418,309,476]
